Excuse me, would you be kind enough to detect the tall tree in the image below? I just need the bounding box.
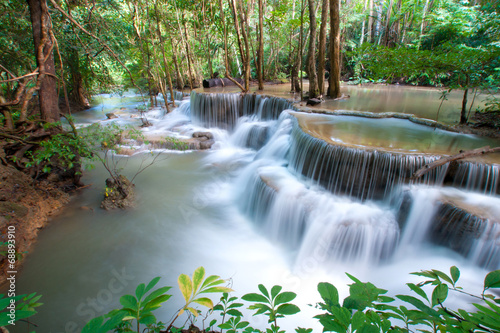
[307,0,320,98]
[27,0,60,123]
[257,0,264,90]
[317,0,329,96]
[328,0,341,98]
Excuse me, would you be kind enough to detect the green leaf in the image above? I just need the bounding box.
[120,295,138,311]
[136,283,146,301]
[186,306,200,317]
[450,266,460,284]
[201,275,223,289]
[431,284,448,307]
[317,282,339,306]
[145,277,161,294]
[274,292,296,305]
[178,274,193,303]
[227,309,244,317]
[432,269,454,285]
[202,286,233,294]
[193,267,206,293]
[193,297,214,309]
[270,285,282,300]
[484,270,500,289]
[276,303,300,315]
[242,293,269,303]
[259,284,270,299]
[81,316,105,333]
[407,283,429,302]
[143,286,172,304]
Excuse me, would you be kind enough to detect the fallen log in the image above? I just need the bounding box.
[202,78,244,88]
[412,146,500,179]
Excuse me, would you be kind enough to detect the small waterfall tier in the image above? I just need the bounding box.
[397,186,500,269]
[288,111,500,200]
[190,91,297,129]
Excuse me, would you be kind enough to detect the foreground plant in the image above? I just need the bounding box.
[242,285,301,333]
[315,267,500,332]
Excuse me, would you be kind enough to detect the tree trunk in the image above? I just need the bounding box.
[360,0,369,45]
[317,0,329,96]
[27,0,60,123]
[307,0,320,99]
[460,87,469,125]
[382,0,394,46]
[170,38,184,89]
[219,0,246,91]
[368,0,374,42]
[328,0,341,98]
[181,12,194,90]
[257,0,264,90]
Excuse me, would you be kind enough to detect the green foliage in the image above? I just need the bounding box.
[0,292,42,327]
[81,276,171,333]
[242,284,300,333]
[176,266,233,319]
[315,266,500,332]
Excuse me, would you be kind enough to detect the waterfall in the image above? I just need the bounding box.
[288,119,448,201]
[451,162,499,195]
[185,91,500,268]
[189,92,296,129]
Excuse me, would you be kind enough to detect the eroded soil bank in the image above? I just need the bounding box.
[0,164,69,285]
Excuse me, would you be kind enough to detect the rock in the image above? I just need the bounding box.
[193,131,214,140]
[100,175,135,210]
[306,98,322,106]
[106,113,118,119]
[200,140,215,150]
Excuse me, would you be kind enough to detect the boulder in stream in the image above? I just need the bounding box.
[100,175,135,210]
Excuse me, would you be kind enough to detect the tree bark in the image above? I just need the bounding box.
[412,146,500,179]
[328,0,341,98]
[460,87,469,125]
[27,0,60,123]
[317,0,329,96]
[307,0,320,99]
[257,0,264,90]
[170,38,185,89]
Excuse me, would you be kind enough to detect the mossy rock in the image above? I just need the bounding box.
[100,175,135,210]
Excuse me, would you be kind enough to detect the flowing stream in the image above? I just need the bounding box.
[11,87,500,333]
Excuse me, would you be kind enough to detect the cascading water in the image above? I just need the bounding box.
[10,90,500,333]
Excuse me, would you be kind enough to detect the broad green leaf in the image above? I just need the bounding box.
[178,274,193,303]
[351,310,367,331]
[236,321,250,329]
[192,267,206,293]
[81,316,105,333]
[258,284,270,299]
[432,270,454,285]
[396,295,440,318]
[242,293,269,303]
[484,270,500,289]
[144,277,161,294]
[139,313,156,325]
[407,283,429,302]
[193,297,214,309]
[276,303,300,315]
[120,295,138,311]
[227,309,244,317]
[274,291,296,305]
[270,285,282,300]
[135,283,146,301]
[318,282,339,306]
[431,284,448,307]
[143,286,172,304]
[143,295,172,311]
[201,275,224,289]
[450,266,460,284]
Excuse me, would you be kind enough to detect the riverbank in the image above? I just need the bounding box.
[0,164,69,285]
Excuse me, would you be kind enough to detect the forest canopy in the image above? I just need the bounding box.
[0,0,499,126]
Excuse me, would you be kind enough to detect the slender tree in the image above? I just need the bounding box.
[317,0,329,96]
[307,0,320,99]
[328,0,341,98]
